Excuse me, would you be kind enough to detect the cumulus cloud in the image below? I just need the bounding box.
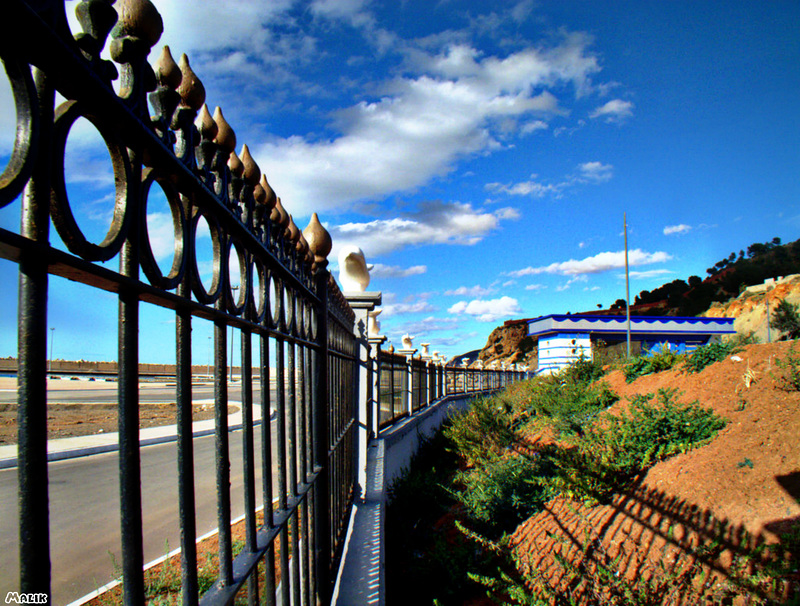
[521,120,549,135]
[486,161,613,198]
[448,296,522,322]
[393,315,463,337]
[329,200,515,256]
[627,269,673,279]
[589,99,634,122]
[255,35,603,216]
[66,2,612,221]
[382,300,436,316]
[578,161,613,182]
[445,285,495,297]
[509,249,672,277]
[370,264,427,279]
[664,224,692,235]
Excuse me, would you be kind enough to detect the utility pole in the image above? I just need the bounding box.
[624,213,631,358]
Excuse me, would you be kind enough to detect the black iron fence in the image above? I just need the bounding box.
[1,1,356,604]
[1,1,531,604]
[377,350,527,430]
[377,351,408,428]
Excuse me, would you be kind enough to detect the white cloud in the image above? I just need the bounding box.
[487,179,563,198]
[521,120,549,135]
[445,285,495,297]
[382,300,436,316]
[627,269,674,279]
[509,248,672,277]
[329,200,511,256]
[487,161,613,199]
[255,36,602,216]
[664,224,692,235]
[589,99,634,122]
[448,296,522,322]
[144,212,178,261]
[525,283,546,291]
[578,161,613,182]
[154,0,295,55]
[393,315,463,336]
[370,264,427,279]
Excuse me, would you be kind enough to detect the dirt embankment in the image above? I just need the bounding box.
[510,340,800,603]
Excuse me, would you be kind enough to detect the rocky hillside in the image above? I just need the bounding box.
[476,320,536,368]
[704,274,800,342]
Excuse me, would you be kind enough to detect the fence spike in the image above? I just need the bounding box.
[212,106,236,153]
[177,53,205,110]
[303,213,332,267]
[240,144,260,185]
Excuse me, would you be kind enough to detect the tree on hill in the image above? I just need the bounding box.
[606,237,800,318]
[773,299,800,340]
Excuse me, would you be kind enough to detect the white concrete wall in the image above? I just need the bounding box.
[537,332,591,375]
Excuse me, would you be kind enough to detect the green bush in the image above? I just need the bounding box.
[444,395,516,465]
[683,340,741,374]
[773,299,800,340]
[561,354,606,384]
[547,389,727,503]
[773,343,800,391]
[386,427,496,605]
[591,389,727,471]
[622,349,682,382]
[517,368,618,437]
[454,452,555,533]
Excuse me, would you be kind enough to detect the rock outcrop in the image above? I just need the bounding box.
[703,274,800,342]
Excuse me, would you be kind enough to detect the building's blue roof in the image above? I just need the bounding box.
[527,314,735,337]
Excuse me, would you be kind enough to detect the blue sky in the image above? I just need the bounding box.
[1,0,799,364]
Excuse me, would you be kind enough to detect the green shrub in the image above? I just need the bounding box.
[594,389,727,471]
[454,452,555,533]
[729,331,759,347]
[773,299,800,340]
[518,372,618,437]
[547,389,727,503]
[622,349,682,382]
[683,340,741,374]
[773,342,800,391]
[386,427,491,605]
[561,354,606,384]
[444,395,516,465]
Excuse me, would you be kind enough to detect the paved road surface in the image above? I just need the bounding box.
[0,380,270,405]
[0,407,283,604]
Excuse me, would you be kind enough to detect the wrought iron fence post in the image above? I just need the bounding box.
[311,259,331,605]
[368,336,385,435]
[17,65,53,600]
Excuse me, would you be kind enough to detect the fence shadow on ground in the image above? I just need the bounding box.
[513,479,798,605]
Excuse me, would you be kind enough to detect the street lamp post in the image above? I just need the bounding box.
[207,336,211,379]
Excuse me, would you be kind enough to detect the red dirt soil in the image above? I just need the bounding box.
[509,341,800,604]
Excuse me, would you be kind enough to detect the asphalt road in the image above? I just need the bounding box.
[0,406,284,605]
[0,380,268,405]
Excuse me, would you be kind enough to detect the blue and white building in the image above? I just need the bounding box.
[527,314,736,375]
